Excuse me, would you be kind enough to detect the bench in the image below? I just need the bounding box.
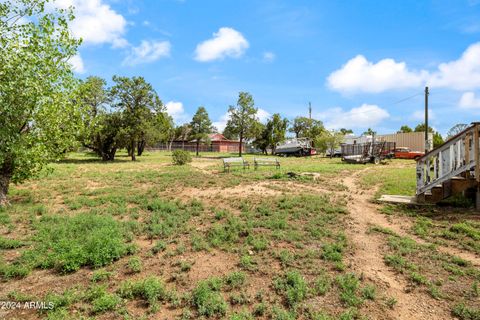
[223,157,250,172]
[254,157,280,170]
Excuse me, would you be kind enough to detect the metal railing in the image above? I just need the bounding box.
[416,123,480,195]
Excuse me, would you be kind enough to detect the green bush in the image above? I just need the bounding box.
[127,256,142,273]
[172,150,192,165]
[19,213,135,274]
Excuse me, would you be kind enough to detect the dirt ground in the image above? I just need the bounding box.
[0,155,478,319]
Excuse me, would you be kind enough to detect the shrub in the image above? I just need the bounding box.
[314,273,332,296]
[172,150,192,165]
[273,271,308,307]
[224,271,246,289]
[91,269,113,282]
[452,303,480,320]
[0,236,24,249]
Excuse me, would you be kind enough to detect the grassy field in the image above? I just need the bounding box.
[0,152,479,319]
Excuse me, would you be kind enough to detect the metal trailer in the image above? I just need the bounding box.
[342,141,396,164]
[275,138,316,157]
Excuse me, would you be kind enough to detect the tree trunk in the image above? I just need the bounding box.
[196,140,200,156]
[239,132,243,157]
[137,140,146,156]
[131,140,136,161]
[0,156,14,206]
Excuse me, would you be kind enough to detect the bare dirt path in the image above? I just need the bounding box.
[342,169,452,320]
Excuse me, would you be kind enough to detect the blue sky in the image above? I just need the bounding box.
[64,0,480,135]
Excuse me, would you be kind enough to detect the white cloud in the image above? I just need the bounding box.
[429,43,480,90]
[327,55,427,93]
[263,51,276,62]
[54,0,128,48]
[69,53,85,73]
[327,42,480,93]
[194,27,249,62]
[459,91,480,109]
[256,108,271,122]
[212,112,230,132]
[122,40,171,66]
[411,109,436,121]
[212,108,270,132]
[318,104,390,129]
[165,101,189,124]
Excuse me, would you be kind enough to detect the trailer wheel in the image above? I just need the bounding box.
[373,157,380,165]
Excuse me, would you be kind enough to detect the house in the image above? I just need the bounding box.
[209,133,244,153]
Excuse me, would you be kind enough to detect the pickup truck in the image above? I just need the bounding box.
[393,147,424,160]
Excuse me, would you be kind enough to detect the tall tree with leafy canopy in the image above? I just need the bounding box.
[109,76,164,161]
[398,125,413,133]
[189,107,213,156]
[0,0,82,205]
[414,123,444,148]
[225,92,259,156]
[289,117,324,142]
[267,114,289,154]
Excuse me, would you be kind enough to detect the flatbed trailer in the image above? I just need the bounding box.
[342,141,395,164]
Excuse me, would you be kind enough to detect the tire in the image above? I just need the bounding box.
[373,157,380,165]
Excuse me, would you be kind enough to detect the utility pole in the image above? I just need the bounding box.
[308,102,312,120]
[425,86,429,153]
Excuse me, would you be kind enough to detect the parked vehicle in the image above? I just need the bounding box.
[342,141,395,164]
[325,149,342,157]
[393,147,424,160]
[275,138,316,156]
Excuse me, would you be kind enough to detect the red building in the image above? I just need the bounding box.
[209,133,244,153]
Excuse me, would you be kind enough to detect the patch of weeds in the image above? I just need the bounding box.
[0,260,31,279]
[428,283,443,300]
[321,242,344,262]
[85,284,121,314]
[42,288,82,315]
[239,255,256,271]
[229,292,250,305]
[314,272,332,296]
[452,303,480,320]
[412,217,433,238]
[336,273,363,307]
[273,270,308,307]
[91,269,113,282]
[247,235,269,252]
[0,236,24,249]
[339,308,359,320]
[253,303,266,316]
[361,284,376,300]
[208,216,249,248]
[409,271,428,285]
[224,271,246,290]
[191,278,227,317]
[20,213,135,274]
[7,290,35,302]
[151,240,167,254]
[277,249,294,267]
[230,310,254,320]
[127,256,142,273]
[271,305,296,320]
[118,276,167,311]
[385,297,397,309]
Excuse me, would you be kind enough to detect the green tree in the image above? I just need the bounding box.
[398,125,413,133]
[315,130,345,157]
[225,92,259,156]
[267,114,289,154]
[110,76,163,161]
[290,117,324,141]
[414,123,444,148]
[137,109,173,156]
[189,107,213,156]
[252,122,269,154]
[0,1,81,205]
[363,128,376,136]
[339,128,354,135]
